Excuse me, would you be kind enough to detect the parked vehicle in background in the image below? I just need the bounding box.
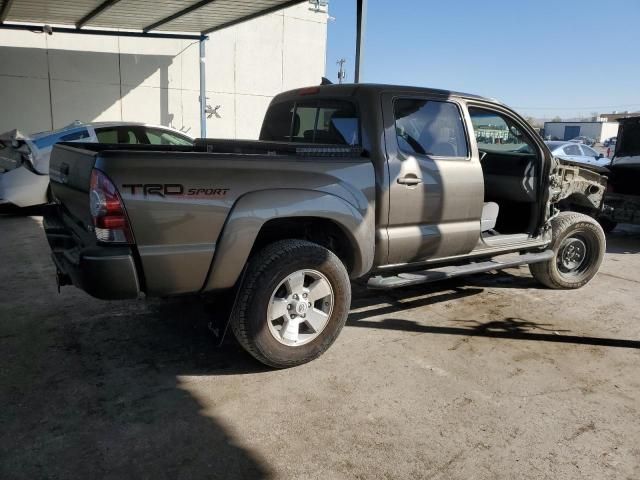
[0,122,192,208]
[545,141,611,167]
[603,137,617,147]
[599,117,640,232]
[569,136,596,146]
[44,83,607,368]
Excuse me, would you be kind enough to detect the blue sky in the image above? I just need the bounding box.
[324,0,640,118]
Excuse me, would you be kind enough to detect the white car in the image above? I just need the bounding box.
[545,141,611,168]
[0,122,193,208]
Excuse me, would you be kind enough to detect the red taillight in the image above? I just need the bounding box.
[89,169,133,243]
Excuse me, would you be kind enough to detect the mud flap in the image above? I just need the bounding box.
[208,265,248,347]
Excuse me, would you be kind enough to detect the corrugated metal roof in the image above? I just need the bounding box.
[0,0,305,36]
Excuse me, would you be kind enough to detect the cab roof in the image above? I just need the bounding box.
[273,82,501,105]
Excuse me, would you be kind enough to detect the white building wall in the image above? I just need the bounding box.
[600,122,619,141]
[0,3,327,139]
[543,122,612,142]
[542,124,565,140]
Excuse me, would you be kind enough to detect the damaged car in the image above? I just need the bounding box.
[545,141,611,168]
[0,122,192,209]
[599,116,640,232]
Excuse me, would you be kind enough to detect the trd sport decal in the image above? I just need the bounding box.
[122,184,229,198]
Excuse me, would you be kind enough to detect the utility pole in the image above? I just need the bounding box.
[355,0,367,83]
[337,58,346,84]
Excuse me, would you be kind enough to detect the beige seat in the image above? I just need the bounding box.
[481,202,499,232]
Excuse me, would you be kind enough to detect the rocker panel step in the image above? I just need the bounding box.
[367,250,555,290]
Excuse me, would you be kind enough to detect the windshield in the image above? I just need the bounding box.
[545,141,567,152]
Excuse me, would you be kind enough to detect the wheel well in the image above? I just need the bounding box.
[557,193,599,218]
[252,217,355,273]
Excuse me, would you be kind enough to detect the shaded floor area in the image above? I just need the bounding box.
[1,216,639,479]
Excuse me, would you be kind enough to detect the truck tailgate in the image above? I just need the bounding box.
[49,143,98,239]
[46,144,141,299]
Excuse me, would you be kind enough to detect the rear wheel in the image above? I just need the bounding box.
[530,212,605,289]
[231,239,351,368]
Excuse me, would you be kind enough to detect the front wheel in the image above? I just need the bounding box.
[530,212,605,289]
[230,239,351,368]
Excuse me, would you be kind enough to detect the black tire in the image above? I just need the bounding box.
[530,212,605,289]
[598,217,618,234]
[230,239,351,368]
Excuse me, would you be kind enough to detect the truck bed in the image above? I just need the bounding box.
[46,141,375,298]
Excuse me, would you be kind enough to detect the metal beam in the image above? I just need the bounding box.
[199,38,207,137]
[143,0,216,33]
[76,0,121,29]
[354,0,367,83]
[0,0,16,23]
[0,23,205,40]
[202,0,304,34]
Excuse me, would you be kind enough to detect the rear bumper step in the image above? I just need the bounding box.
[367,250,554,290]
[44,204,141,300]
[50,248,141,300]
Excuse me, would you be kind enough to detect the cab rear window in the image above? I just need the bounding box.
[260,100,360,146]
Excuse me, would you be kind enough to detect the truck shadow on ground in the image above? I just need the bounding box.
[347,284,640,350]
[1,294,276,479]
[348,315,640,350]
[0,213,275,479]
[605,226,640,254]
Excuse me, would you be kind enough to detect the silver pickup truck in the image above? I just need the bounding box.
[44,83,607,368]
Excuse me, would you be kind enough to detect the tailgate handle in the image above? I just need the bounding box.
[397,174,422,186]
[60,163,70,176]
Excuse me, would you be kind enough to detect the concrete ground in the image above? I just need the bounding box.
[1,214,639,480]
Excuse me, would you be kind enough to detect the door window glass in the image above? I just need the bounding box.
[96,127,142,144]
[95,128,118,143]
[145,128,192,145]
[469,108,534,154]
[125,129,139,143]
[394,99,468,157]
[580,145,597,157]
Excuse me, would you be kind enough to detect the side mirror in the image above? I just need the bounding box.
[597,153,604,159]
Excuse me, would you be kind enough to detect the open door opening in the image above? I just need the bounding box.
[468,106,542,247]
